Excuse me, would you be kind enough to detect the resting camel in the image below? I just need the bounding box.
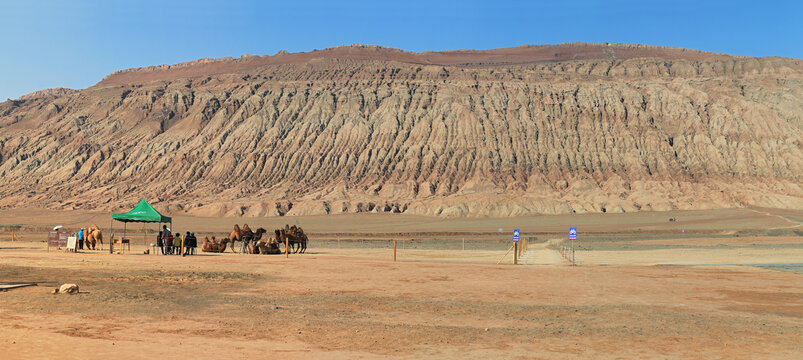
[202,236,229,253]
[245,228,270,254]
[85,224,103,250]
[255,233,281,254]
[228,224,254,253]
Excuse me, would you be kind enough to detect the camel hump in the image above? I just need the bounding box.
[242,224,251,232]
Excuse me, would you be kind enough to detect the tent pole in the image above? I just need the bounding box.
[109,218,114,254]
[121,222,127,254]
[109,216,113,251]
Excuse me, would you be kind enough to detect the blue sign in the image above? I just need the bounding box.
[569,227,577,241]
[513,229,520,241]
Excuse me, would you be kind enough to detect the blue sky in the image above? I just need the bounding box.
[1,0,800,100]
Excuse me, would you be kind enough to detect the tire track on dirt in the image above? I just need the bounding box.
[746,208,802,230]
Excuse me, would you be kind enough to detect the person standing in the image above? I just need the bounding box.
[189,232,197,255]
[173,232,182,255]
[161,225,171,255]
[77,228,85,250]
[184,232,191,256]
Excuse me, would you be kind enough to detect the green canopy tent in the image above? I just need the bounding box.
[110,199,172,253]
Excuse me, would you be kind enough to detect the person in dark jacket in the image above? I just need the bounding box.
[184,231,198,255]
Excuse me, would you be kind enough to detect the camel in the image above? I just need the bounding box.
[246,228,270,254]
[228,224,242,244]
[255,232,282,254]
[202,236,229,253]
[289,225,308,254]
[275,225,308,254]
[228,224,254,253]
[85,224,103,250]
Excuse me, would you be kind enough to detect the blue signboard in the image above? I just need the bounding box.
[569,227,577,241]
[513,229,520,242]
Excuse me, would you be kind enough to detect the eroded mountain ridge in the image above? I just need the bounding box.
[1,43,801,216]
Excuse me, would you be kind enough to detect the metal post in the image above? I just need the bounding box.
[285,235,289,258]
[393,239,397,262]
[109,217,114,254]
[122,222,127,255]
[462,238,465,250]
[571,240,575,265]
[514,242,518,265]
[181,230,185,257]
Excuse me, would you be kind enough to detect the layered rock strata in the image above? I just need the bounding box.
[1,43,801,216]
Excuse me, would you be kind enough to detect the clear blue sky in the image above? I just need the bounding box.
[1,0,800,100]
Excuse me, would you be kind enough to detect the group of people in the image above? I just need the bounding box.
[157,225,197,256]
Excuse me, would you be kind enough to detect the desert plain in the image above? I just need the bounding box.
[1,207,801,359]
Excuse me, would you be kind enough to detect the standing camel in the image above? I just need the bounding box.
[275,226,308,254]
[85,224,103,250]
[289,225,308,254]
[228,224,254,253]
[228,224,242,243]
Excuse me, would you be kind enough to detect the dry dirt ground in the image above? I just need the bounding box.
[1,208,801,359]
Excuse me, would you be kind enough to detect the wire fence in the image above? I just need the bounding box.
[312,236,538,251]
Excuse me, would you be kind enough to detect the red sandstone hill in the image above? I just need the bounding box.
[95,43,739,87]
[1,43,801,216]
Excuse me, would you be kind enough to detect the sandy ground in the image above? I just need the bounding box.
[1,208,802,359]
